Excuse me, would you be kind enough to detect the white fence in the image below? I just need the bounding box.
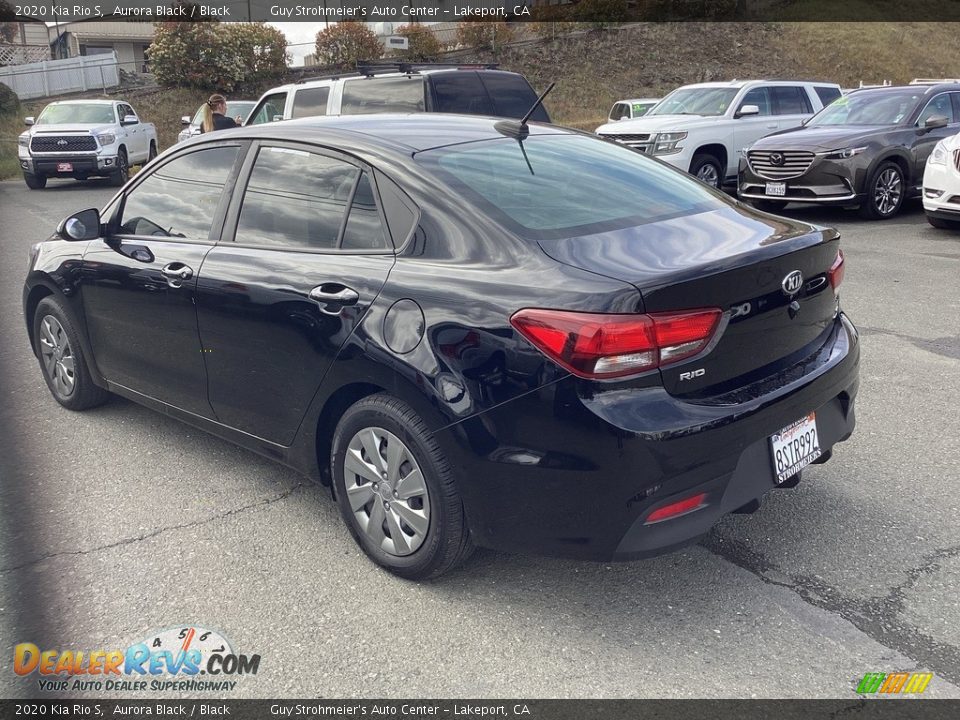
[0,52,120,100]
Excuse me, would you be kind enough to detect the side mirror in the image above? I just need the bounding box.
[924,115,948,130]
[58,208,101,241]
[181,115,191,125]
[121,114,139,126]
[24,116,34,126]
[736,104,760,118]
[272,114,283,122]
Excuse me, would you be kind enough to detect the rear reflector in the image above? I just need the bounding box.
[644,492,708,524]
[828,249,845,291]
[510,308,722,379]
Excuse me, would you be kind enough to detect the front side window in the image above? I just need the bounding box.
[417,135,724,239]
[235,146,388,251]
[739,87,772,116]
[248,92,288,125]
[341,77,425,115]
[917,93,956,125]
[610,103,629,120]
[118,146,240,240]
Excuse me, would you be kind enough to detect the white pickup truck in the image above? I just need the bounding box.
[18,99,158,189]
[595,80,842,189]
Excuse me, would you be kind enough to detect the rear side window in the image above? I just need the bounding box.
[341,77,425,115]
[340,172,389,251]
[248,92,287,125]
[772,86,813,115]
[478,73,549,122]
[430,72,495,116]
[814,86,842,106]
[291,86,330,119]
[119,146,239,240]
[418,135,723,240]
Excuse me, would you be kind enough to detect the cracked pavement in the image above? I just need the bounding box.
[1,180,958,699]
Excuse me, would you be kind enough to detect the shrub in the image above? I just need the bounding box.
[391,24,443,61]
[148,21,288,92]
[455,21,515,51]
[570,0,630,28]
[314,21,383,69]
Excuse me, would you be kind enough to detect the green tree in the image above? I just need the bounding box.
[455,21,515,51]
[314,21,382,70]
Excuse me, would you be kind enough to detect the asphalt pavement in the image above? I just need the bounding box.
[1,177,958,699]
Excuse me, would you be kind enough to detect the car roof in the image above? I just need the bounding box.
[847,83,960,96]
[195,113,574,153]
[270,68,529,94]
[674,80,838,90]
[48,99,117,105]
[616,98,660,104]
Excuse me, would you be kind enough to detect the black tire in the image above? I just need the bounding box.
[111,148,129,187]
[927,214,960,230]
[331,393,474,579]
[858,161,905,220]
[751,199,788,213]
[690,153,723,189]
[146,141,157,165]
[24,173,46,190]
[33,296,110,411]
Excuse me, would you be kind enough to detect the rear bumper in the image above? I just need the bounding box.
[441,312,859,561]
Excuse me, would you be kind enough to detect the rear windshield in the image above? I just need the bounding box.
[417,134,724,240]
[37,103,115,124]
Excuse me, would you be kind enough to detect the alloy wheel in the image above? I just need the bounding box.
[39,315,76,397]
[874,168,902,216]
[344,427,431,556]
[697,163,720,187]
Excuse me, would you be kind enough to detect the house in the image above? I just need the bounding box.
[0,21,52,66]
[49,21,155,74]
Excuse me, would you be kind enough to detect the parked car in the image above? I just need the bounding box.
[25,114,858,579]
[922,130,960,228]
[595,80,842,188]
[739,83,960,219]
[608,98,660,122]
[245,63,550,126]
[177,100,257,143]
[18,99,157,189]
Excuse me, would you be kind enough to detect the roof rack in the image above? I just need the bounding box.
[354,61,499,76]
[909,78,960,85]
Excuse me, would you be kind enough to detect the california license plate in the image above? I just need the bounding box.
[770,413,821,484]
[57,162,73,172]
[765,181,786,197]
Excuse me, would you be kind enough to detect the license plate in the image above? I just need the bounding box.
[765,181,786,197]
[57,162,73,172]
[770,412,821,484]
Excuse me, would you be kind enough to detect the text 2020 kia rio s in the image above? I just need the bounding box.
[24,114,859,578]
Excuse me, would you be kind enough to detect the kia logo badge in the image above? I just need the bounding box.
[770,152,785,166]
[782,270,804,296]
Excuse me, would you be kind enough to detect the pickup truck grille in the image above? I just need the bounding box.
[747,150,815,180]
[599,133,653,153]
[31,135,97,153]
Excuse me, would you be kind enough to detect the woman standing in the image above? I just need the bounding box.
[201,94,241,133]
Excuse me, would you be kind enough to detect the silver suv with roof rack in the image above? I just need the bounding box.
[245,62,551,126]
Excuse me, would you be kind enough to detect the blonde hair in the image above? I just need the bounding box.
[202,94,227,133]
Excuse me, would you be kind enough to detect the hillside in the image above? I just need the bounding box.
[3,22,960,178]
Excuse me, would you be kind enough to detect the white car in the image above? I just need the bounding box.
[608,98,660,122]
[923,132,960,229]
[595,80,842,188]
[18,99,157,189]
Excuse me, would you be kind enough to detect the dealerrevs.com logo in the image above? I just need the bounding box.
[14,625,260,693]
[856,672,933,696]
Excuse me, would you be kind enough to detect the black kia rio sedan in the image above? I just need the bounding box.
[24,114,859,579]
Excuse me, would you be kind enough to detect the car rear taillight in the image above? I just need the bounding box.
[510,308,722,380]
[828,249,845,291]
[644,492,709,524]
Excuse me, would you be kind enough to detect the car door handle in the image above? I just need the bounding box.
[309,285,359,314]
[161,263,193,281]
[766,123,778,129]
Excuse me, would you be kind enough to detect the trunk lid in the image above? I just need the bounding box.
[538,206,841,395]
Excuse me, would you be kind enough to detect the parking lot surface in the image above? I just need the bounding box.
[1,178,959,698]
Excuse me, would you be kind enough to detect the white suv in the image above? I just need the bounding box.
[595,80,842,188]
[922,131,960,229]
